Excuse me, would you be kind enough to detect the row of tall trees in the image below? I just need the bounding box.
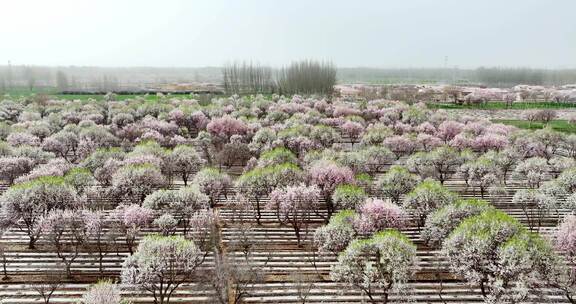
[222,62,275,95]
[222,60,337,95]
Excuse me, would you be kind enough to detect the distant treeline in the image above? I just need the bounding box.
[1,65,576,95]
[0,66,223,94]
[222,60,336,95]
[338,67,576,87]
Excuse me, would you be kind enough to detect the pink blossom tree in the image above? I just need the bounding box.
[111,164,166,204]
[236,163,303,224]
[416,122,436,134]
[449,133,475,151]
[267,184,321,246]
[83,210,113,276]
[15,158,72,183]
[111,204,154,254]
[340,121,364,143]
[382,135,416,160]
[503,93,516,107]
[191,110,209,130]
[308,160,355,219]
[192,168,232,208]
[41,209,87,278]
[481,148,520,185]
[437,120,464,143]
[473,133,508,152]
[333,105,361,117]
[415,133,442,151]
[216,140,252,168]
[111,113,134,128]
[534,127,564,162]
[42,131,80,162]
[207,115,248,147]
[512,132,547,159]
[187,209,218,249]
[512,189,555,231]
[353,199,406,236]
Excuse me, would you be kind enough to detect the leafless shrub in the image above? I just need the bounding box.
[289,272,317,304]
[208,251,268,304]
[33,271,65,304]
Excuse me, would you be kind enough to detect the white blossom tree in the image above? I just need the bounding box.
[377,165,420,204]
[331,229,416,304]
[121,235,204,304]
[443,210,556,302]
[0,176,82,248]
[403,179,458,229]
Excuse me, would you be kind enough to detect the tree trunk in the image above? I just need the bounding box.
[28,236,36,249]
[565,292,575,304]
[294,224,301,247]
[255,198,262,225]
[480,279,487,298]
[2,255,8,280]
[325,196,334,221]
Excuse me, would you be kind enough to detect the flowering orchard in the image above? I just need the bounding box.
[0,93,575,303]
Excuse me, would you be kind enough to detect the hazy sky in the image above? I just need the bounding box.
[1,0,575,68]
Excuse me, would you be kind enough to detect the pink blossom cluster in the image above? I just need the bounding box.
[353,198,406,235]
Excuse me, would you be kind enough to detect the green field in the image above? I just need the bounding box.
[429,101,576,110]
[493,119,576,134]
[0,87,212,102]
